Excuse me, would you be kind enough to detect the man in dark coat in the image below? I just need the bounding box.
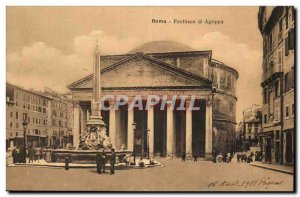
[28,147,35,163]
[96,152,103,174]
[102,150,106,173]
[19,147,26,163]
[110,148,116,175]
[181,151,186,162]
[12,149,19,164]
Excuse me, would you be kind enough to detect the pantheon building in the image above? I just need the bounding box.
[68,41,238,159]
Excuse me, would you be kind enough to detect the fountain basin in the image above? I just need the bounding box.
[50,149,132,164]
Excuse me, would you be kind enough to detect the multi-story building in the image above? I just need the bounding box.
[258,6,295,165]
[236,105,262,151]
[43,87,74,148]
[6,83,50,148]
[6,83,74,149]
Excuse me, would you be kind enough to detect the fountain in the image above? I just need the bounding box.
[51,42,131,164]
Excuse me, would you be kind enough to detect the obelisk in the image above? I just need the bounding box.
[86,41,105,128]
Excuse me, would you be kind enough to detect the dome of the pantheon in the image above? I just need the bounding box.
[127,40,195,54]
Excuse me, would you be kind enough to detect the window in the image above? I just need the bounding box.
[16,112,18,119]
[285,68,294,92]
[275,109,280,121]
[275,130,280,139]
[292,104,294,116]
[278,50,282,64]
[16,132,18,137]
[286,7,289,29]
[10,112,13,118]
[269,33,273,51]
[288,28,295,50]
[264,114,267,124]
[275,80,280,97]
[263,88,268,104]
[285,36,289,56]
[27,104,30,110]
[10,122,12,128]
[285,105,289,118]
[278,19,283,41]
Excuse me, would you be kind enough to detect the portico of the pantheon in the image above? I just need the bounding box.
[68,41,239,159]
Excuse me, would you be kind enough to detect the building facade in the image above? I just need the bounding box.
[236,105,262,151]
[68,41,239,158]
[258,6,295,165]
[6,83,74,149]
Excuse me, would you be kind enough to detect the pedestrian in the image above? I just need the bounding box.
[110,148,116,175]
[19,147,26,163]
[228,153,232,163]
[40,147,44,160]
[193,154,197,162]
[223,153,227,163]
[138,157,145,167]
[181,151,186,162]
[102,149,106,173]
[96,152,103,174]
[28,147,34,163]
[35,148,40,163]
[236,153,241,163]
[12,148,19,164]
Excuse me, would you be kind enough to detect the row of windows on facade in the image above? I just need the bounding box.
[263,29,294,72]
[10,112,47,125]
[10,129,45,137]
[52,119,68,127]
[16,90,48,107]
[263,103,294,124]
[52,100,68,111]
[263,7,294,55]
[10,119,68,128]
[15,101,47,113]
[52,110,67,118]
[263,67,294,104]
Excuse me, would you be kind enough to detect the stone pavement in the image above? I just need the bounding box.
[7,159,294,191]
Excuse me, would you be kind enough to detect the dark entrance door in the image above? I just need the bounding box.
[192,100,206,157]
[265,138,272,164]
[174,109,186,157]
[134,106,148,157]
[286,132,293,163]
[154,103,167,157]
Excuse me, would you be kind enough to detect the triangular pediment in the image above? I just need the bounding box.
[68,54,211,90]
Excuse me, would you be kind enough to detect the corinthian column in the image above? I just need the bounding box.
[185,100,193,158]
[166,102,175,158]
[127,107,134,151]
[205,99,213,159]
[109,101,116,147]
[147,105,154,157]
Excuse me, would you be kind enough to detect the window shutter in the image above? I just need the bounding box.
[285,37,289,56]
[288,28,295,50]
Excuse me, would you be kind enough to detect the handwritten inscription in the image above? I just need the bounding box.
[207,177,283,189]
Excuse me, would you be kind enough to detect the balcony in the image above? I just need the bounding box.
[262,62,283,83]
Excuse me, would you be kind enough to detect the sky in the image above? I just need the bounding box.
[6,6,263,122]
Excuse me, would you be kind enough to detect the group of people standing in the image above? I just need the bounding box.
[236,151,262,163]
[96,148,116,175]
[11,146,45,164]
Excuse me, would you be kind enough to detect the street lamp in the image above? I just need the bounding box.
[132,122,137,164]
[22,113,28,149]
[147,128,150,160]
